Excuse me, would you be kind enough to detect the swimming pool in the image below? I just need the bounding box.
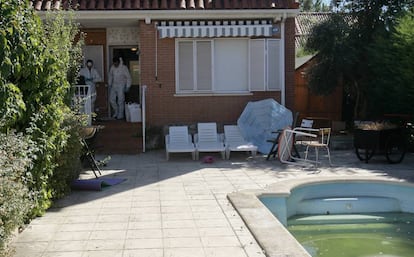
[227,176,414,257]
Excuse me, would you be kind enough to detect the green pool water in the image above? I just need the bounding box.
[288,213,414,257]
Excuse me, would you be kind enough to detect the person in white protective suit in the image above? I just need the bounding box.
[108,56,132,119]
[79,59,102,112]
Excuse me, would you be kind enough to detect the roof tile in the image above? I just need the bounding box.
[97,0,105,9]
[188,0,195,9]
[30,0,299,11]
[143,0,150,9]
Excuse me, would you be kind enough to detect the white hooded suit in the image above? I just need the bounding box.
[108,63,132,119]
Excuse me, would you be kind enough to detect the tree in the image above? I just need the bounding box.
[300,0,331,12]
[304,0,413,120]
[368,8,414,116]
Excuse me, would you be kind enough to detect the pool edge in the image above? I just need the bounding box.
[227,176,411,257]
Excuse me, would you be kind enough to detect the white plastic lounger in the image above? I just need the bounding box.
[195,122,226,160]
[224,125,258,159]
[165,126,196,160]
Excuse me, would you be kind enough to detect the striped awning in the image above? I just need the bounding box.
[158,20,273,38]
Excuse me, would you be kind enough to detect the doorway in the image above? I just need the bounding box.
[109,46,140,104]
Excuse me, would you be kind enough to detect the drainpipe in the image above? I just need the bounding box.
[141,85,147,152]
[280,12,286,106]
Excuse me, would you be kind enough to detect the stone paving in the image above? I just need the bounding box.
[11,149,414,257]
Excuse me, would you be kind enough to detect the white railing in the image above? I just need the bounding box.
[73,85,92,126]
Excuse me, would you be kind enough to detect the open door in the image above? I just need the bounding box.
[110,47,140,105]
[82,45,108,118]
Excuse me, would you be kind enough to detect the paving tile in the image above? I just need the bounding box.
[161,212,193,220]
[162,228,199,238]
[126,229,163,239]
[201,236,241,247]
[85,239,125,251]
[198,227,236,237]
[46,240,87,252]
[42,251,84,257]
[204,246,247,257]
[96,214,130,223]
[11,242,47,257]
[13,224,59,242]
[93,222,128,231]
[122,249,163,257]
[128,221,162,229]
[82,250,123,257]
[59,223,95,232]
[124,238,163,249]
[195,218,231,228]
[130,206,161,214]
[163,237,202,248]
[129,213,161,222]
[54,231,91,241]
[162,219,197,229]
[89,230,126,240]
[164,247,206,257]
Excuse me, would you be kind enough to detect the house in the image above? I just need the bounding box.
[31,0,300,152]
[294,12,343,126]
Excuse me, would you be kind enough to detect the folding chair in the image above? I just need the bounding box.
[80,126,102,178]
[266,112,300,160]
[278,128,318,166]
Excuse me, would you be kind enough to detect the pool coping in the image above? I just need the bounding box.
[227,176,412,257]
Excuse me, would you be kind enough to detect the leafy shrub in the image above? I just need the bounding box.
[1,0,83,217]
[49,113,83,200]
[0,131,35,256]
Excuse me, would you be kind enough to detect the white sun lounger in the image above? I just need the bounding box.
[194,122,226,160]
[165,126,196,160]
[224,125,258,159]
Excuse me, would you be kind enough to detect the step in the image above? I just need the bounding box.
[90,120,144,154]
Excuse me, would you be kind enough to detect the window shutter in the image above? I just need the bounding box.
[249,39,266,91]
[178,41,194,91]
[214,39,248,92]
[267,39,281,90]
[196,41,212,91]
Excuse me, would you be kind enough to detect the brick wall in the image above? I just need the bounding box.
[284,17,296,111]
[140,20,293,127]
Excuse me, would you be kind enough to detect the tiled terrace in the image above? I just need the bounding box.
[11,149,414,257]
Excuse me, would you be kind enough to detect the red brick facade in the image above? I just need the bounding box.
[140,21,294,126]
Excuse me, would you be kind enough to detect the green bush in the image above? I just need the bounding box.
[49,113,84,200]
[1,0,84,218]
[0,131,35,256]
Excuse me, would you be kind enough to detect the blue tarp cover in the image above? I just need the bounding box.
[237,99,292,154]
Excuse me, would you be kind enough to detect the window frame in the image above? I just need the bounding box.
[175,38,282,95]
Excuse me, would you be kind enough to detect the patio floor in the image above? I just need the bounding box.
[10,149,414,257]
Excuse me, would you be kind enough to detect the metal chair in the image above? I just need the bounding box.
[80,126,103,178]
[303,127,333,167]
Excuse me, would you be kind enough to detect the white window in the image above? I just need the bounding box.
[249,39,282,91]
[176,38,282,94]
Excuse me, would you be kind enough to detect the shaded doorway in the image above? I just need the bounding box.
[110,47,141,105]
